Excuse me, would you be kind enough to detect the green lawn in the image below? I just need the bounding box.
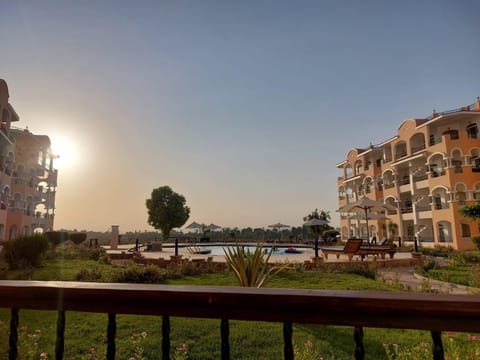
[0,258,479,359]
[421,251,480,288]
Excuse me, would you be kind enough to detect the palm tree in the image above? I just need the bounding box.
[303,209,331,240]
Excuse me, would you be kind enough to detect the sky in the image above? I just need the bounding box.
[1,1,479,232]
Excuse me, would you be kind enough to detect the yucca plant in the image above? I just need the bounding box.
[224,242,289,288]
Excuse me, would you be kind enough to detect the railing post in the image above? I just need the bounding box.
[55,310,65,360]
[162,316,170,360]
[9,309,18,360]
[431,331,444,360]
[354,326,365,360]
[106,313,116,360]
[283,321,294,360]
[221,319,230,360]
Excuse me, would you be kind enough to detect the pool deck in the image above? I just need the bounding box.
[106,242,415,265]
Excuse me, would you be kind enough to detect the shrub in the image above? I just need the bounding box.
[114,264,166,283]
[471,236,480,250]
[76,267,104,282]
[419,245,454,258]
[3,235,50,269]
[450,251,480,265]
[416,258,439,276]
[45,231,69,246]
[341,262,377,280]
[224,242,290,287]
[69,232,87,244]
[50,243,109,263]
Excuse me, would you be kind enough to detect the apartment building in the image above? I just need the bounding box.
[337,99,480,250]
[0,79,57,241]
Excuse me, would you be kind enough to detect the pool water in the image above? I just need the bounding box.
[204,245,311,256]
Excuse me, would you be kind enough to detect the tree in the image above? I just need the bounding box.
[461,202,480,220]
[146,186,190,241]
[303,209,332,239]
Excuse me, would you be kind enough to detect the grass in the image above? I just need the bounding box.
[0,251,479,359]
[419,250,480,288]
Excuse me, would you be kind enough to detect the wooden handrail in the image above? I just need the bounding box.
[0,280,480,332]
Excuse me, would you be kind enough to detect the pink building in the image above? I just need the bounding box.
[0,79,57,241]
[337,99,480,250]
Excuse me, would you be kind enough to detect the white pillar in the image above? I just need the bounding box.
[111,225,119,250]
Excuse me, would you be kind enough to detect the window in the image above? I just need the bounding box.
[461,224,471,238]
[467,123,478,139]
[438,224,446,242]
[442,129,459,140]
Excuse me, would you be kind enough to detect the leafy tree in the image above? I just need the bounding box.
[146,186,190,241]
[303,209,332,239]
[461,202,480,220]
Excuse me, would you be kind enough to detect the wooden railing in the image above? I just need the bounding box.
[1,280,480,360]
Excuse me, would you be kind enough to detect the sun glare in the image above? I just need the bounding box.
[50,134,80,171]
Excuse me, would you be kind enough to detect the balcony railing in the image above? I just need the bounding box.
[400,206,413,214]
[411,143,426,153]
[416,205,431,212]
[413,174,428,182]
[1,281,480,360]
[397,177,410,186]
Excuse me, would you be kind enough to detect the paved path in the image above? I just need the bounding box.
[379,266,478,295]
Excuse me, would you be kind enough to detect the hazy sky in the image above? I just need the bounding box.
[1,1,479,232]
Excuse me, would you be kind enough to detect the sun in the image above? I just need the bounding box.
[49,133,80,171]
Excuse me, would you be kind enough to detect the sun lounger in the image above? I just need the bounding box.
[319,238,363,260]
[358,244,396,260]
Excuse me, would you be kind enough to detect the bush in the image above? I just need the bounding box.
[419,245,454,258]
[114,264,166,283]
[50,243,109,263]
[450,251,480,266]
[416,258,439,276]
[471,236,480,250]
[340,262,377,280]
[69,232,87,244]
[3,235,50,269]
[76,267,104,282]
[45,231,69,246]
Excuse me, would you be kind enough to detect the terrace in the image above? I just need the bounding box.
[1,279,480,360]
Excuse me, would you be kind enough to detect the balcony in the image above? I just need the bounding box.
[411,143,426,153]
[416,205,431,212]
[1,280,480,360]
[400,206,413,214]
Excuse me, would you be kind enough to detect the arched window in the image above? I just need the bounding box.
[383,170,395,189]
[345,165,353,178]
[354,160,363,175]
[431,187,449,210]
[410,133,426,153]
[394,141,407,160]
[437,222,452,243]
[451,149,463,173]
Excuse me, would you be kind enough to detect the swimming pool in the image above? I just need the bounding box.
[202,245,312,256]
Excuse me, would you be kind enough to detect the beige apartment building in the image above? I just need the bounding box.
[337,99,480,250]
[0,79,57,241]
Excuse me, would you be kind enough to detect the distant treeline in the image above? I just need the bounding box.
[55,227,332,245]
